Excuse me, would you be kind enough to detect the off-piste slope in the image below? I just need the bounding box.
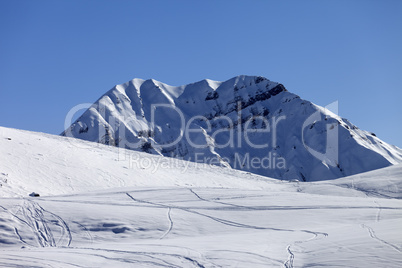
[1,127,402,267]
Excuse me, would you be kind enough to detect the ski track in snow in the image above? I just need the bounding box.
[283,230,327,268]
[284,245,294,268]
[333,183,402,200]
[4,246,211,268]
[126,191,329,267]
[0,254,83,268]
[1,194,211,267]
[189,188,258,210]
[188,188,331,267]
[374,200,382,222]
[1,199,72,248]
[49,246,209,268]
[125,192,321,233]
[71,220,93,244]
[361,224,401,253]
[160,207,173,240]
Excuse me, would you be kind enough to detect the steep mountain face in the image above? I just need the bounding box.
[62,75,402,181]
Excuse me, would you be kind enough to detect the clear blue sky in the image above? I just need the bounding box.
[1,0,401,147]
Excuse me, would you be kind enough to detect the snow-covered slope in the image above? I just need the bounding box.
[1,127,402,267]
[62,75,402,181]
[0,127,275,198]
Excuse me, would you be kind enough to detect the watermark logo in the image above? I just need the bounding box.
[126,151,286,174]
[62,99,340,174]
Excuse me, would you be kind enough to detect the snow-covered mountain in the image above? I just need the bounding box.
[62,75,402,181]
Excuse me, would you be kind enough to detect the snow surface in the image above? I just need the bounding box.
[1,126,402,267]
[62,75,402,182]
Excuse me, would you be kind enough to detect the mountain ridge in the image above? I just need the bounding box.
[62,75,402,181]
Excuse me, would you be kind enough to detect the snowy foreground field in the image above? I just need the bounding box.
[1,127,401,267]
